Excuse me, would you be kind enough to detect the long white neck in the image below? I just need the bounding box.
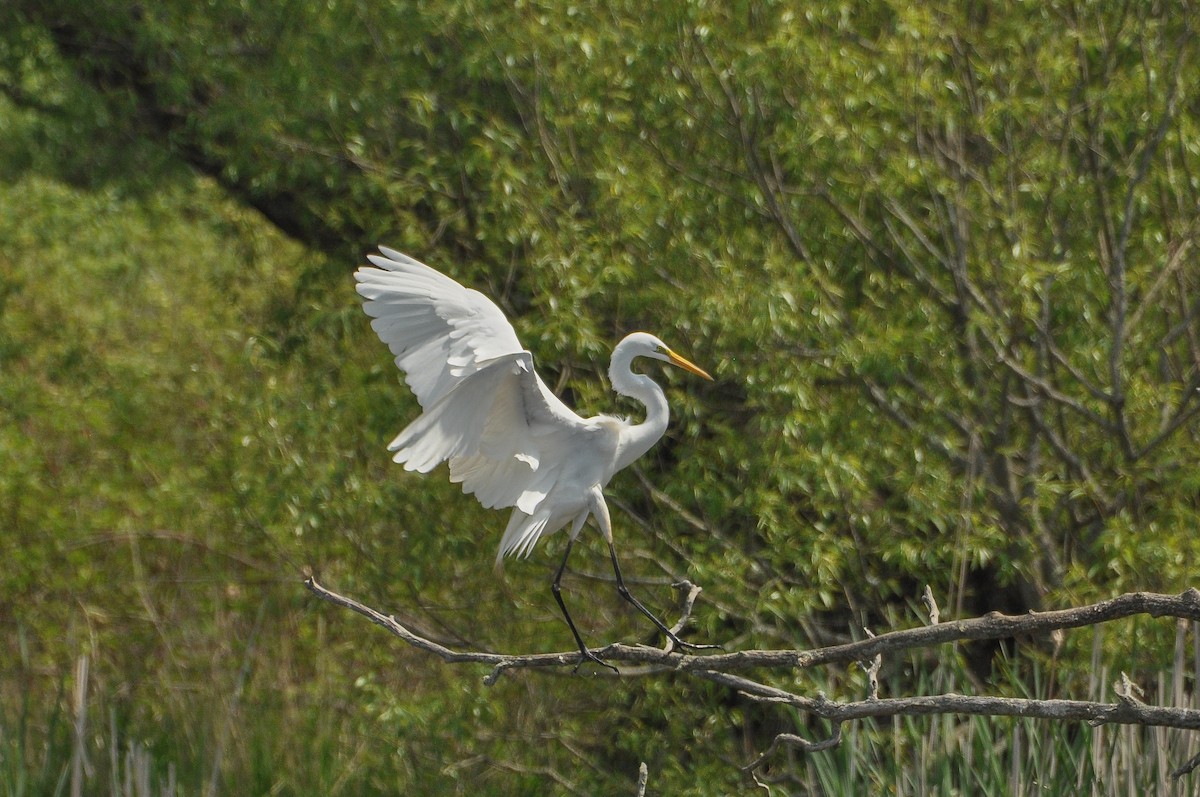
[609,338,670,473]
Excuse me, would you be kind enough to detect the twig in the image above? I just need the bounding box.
[485,756,587,796]
[921,585,940,625]
[858,629,882,700]
[1173,749,1200,780]
[742,725,843,787]
[1112,671,1146,709]
[665,580,704,649]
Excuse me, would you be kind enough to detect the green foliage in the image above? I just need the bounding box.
[2,0,1200,792]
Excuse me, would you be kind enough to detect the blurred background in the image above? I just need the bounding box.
[2,1,1199,794]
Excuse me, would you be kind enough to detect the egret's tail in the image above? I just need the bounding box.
[495,508,557,567]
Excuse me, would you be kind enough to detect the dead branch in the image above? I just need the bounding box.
[696,668,1199,729]
[307,577,1200,675]
[741,725,843,789]
[306,578,1200,774]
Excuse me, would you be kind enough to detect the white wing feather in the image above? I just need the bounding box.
[355,248,595,524]
[356,246,523,407]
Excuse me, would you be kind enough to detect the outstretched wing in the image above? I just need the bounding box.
[354,247,591,514]
[355,246,524,408]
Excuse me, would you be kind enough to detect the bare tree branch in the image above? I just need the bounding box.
[699,668,1200,730]
[308,577,1200,675]
[706,665,1200,777]
[308,577,1200,776]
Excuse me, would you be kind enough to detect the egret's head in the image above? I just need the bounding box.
[624,331,713,380]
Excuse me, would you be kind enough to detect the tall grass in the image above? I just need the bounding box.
[777,622,1200,795]
[5,626,1200,795]
[1,652,181,797]
[0,632,407,797]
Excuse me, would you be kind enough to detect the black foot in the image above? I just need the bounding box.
[573,647,619,674]
[664,632,723,653]
[671,636,723,651]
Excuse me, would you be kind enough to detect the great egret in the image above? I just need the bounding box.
[355,247,716,667]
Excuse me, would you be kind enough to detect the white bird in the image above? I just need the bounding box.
[355,246,717,667]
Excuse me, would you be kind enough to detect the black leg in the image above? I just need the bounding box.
[552,536,618,673]
[607,542,720,651]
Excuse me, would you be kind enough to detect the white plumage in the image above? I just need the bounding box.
[355,246,716,664]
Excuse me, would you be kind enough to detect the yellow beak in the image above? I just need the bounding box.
[664,348,714,380]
